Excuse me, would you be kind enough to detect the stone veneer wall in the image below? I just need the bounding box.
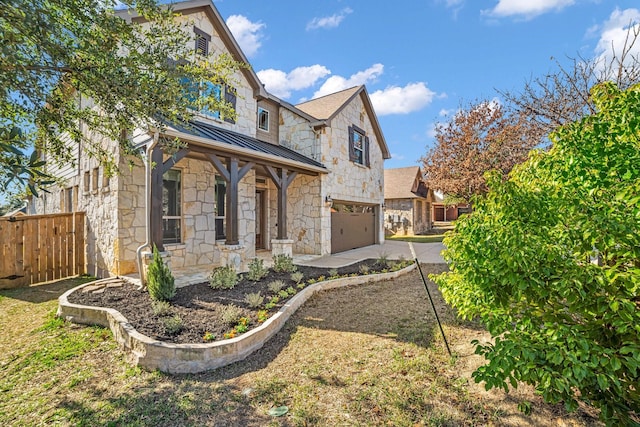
[117,155,257,274]
[318,93,386,253]
[170,12,257,137]
[272,174,323,255]
[278,108,320,162]
[33,136,121,278]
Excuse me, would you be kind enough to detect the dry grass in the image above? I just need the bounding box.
[0,268,602,426]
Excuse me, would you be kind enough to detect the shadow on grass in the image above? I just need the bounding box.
[0,275,95,303]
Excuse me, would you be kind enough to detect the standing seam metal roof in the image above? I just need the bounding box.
[166,120,326,169]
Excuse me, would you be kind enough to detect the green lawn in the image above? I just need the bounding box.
[386,234,446,243]
[0,273,601,426]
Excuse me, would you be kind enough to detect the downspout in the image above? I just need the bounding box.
[135,131,160,290]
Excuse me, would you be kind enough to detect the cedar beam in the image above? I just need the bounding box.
[150,145,164,252]
[265,166,297,240]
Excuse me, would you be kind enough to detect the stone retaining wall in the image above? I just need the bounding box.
[57,264,416,374]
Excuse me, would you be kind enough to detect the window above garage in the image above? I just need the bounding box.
[348,125,370,167]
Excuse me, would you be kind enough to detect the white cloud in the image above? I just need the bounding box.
[226,15,265,57]
[257,65,331,98]
[390,153,406,161]
[593,8,640,69]
[439,108,455,117]
[483,0,574,20]
[313,63,384,98]
[370,83,437,116]
[306,8,353,30]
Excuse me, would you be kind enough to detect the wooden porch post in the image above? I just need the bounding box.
[265,166,297,240]
[150,145,164,252]
[204,154,254,246]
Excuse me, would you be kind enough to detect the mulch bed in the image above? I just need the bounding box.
[68,259,401,344]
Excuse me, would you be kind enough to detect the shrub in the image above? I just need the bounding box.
[202,331,216,342]
[290,271,304,284]
[257,310,269,323]
[209,265,239,290]
[235,317,250,334]
[286,286,296,296]
[151,300,172,316]
[272,254,296,273]
[220,304,244,326]
[434,83,640,425]
[359,264,370,275]
[244,292,265,308]
[162,315,183,335]
[246,258,268,281]
[147,245,176,301]
[277,289,289,299]
[375,252,390,269]
[267,279,285,294]
[328,268,339,278]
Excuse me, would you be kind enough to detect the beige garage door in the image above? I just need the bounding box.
[331,204,376,254]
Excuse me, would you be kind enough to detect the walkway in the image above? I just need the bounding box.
[145,241,446,288]
[295,241,446,268]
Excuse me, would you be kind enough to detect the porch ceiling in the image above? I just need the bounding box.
[161,120,328,176]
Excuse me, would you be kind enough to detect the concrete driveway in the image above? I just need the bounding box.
[296,241,446,268]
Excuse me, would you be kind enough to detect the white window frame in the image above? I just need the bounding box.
[257,107,269,132]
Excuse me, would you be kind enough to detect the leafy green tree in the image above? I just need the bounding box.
[434,82,640,425]
[1,0,242,195]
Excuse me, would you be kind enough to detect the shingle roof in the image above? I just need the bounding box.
[384,166,426,199]
[295,86,361,120]
[164,119,326,170]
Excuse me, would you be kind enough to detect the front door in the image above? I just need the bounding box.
[255,189,266,249]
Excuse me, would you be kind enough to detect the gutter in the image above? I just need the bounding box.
[135,131,160,289]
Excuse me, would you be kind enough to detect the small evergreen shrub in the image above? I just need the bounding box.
[163,315,183,335]
[151,300,172,316]
[209,265,239,290]
[147,245,176,301]
[267,279,286,294]
[359,264,370,275]
[272,254,296,273]
[290,271,304,284]
[244,292,265,308]
[328,268,339,278]
[246,258,268,281]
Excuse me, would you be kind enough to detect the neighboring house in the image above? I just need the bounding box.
[383,166,433,236]
[431,191,471,222]
[32,0,390,278]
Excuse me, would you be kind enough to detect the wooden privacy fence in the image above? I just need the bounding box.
[0,212,85,289]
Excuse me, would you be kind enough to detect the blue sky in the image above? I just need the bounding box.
[213,0,640,169]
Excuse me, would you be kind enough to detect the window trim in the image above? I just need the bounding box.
[348,125,370,167]
[257,107,269,132]
[162,168,182,245]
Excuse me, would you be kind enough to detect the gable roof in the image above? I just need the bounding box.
[116,0,267,99]
[295,86,391,159]
[384,166,428,199]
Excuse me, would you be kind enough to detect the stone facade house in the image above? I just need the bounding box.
[383,166,433,236]
[32,0,390,279]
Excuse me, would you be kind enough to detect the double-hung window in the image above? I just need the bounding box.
[348,125,370,167]
[163,169,182,244]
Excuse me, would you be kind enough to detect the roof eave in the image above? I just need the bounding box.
[161,128,328,175]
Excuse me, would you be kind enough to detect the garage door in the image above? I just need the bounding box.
[331,204,376,254]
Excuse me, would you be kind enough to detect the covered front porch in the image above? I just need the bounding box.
[139,120,328,282]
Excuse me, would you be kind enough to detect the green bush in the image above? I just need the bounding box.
[209,265,239,290]
[246,258,268,281]
[220,304,244,326]
[244,292,265,308]
[162,315,183,335]
[147,245,175,301]
[151,300,172,316]
[272,254,296,273]
[434,83,640,425]
[267,279,285,294]
[290,271,304,284]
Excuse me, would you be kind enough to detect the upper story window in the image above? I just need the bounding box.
[257,107,269,131]
[181,77,237,123]
[348,125,370,167]
[194,27,211,56]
